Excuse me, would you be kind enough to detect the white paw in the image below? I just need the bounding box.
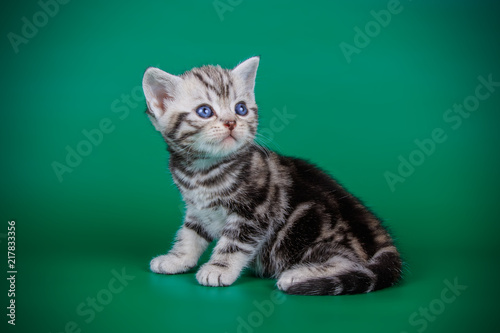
[196,263,239,287]
[150,254,195,274]
[276,271,296,291]
[277,268,311,291]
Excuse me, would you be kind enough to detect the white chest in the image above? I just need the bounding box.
[186,203,228,240]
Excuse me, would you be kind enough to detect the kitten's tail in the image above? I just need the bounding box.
[277,247,402,296]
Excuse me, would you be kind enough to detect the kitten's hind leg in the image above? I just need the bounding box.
[276,256,376,295]
[150,223,212,274]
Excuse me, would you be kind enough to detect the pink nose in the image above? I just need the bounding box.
[223,120,236,131]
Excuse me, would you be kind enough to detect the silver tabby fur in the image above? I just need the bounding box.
[142,57,402,295]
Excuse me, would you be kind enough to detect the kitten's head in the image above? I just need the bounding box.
[142,57,260,158]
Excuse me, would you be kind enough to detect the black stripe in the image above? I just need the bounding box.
[185,119,204,129]
[170,158,196,177]
[336,271,373,294]
[168,112,189,139]
[211,262,229,268]
[205,90,212,102]
[217,70,225,98]
[172,158,246,190]
[218,70,226,98]
[224,72,234,100]
[220,70,230,99]
[217,243,252,255]
[214,173,245,195]
[278,205,322,265]
[198,157,237,176]
[231,82,236,100]
[338,197,378,257]
[222,224,260,245]
[198,159,248,187]
[246,153,271,209]
[193,72,222,96]
[204,198,224,209]
[171,171,196,190]
[221,84,226,99]
[184,221,213,242]
[284,271,373,296]
[177,129,202,142]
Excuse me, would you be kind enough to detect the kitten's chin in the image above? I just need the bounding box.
[220,135,237,148]
[199,137,247,158]
[214,139,243,157]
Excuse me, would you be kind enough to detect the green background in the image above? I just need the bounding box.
[1,0,499,332]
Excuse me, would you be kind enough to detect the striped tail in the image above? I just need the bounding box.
[277,248,402,296]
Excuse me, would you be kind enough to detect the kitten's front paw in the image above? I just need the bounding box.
[150,254,195,274]
[196,263,239,287]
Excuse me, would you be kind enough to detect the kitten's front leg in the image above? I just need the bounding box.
[150,222,212,274]
[196,216,263,287]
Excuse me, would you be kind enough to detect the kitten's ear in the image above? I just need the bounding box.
[232,56,260,92]
[142,67,182,120]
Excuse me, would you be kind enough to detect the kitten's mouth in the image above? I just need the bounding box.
[221,134,237,143]
[217,134,239,152]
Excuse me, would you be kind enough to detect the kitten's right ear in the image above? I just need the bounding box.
[142,67,182,120]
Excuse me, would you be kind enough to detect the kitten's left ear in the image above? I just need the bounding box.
[232,56,260,92]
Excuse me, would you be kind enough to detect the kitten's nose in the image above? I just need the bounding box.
[223,120,236,131]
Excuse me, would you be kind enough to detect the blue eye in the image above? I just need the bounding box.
[196,105,214,118]
[235,102,248,116]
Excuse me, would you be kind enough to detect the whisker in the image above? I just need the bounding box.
[254,132,282,153]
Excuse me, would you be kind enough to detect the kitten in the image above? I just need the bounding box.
[142,57,402,295]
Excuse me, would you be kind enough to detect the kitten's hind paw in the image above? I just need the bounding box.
[150,254,195,274]
[196,262,239,287]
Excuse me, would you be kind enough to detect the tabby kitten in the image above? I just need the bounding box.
[142,57,401,295]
